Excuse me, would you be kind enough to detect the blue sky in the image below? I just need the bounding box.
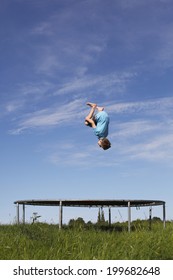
[1,0,173,224]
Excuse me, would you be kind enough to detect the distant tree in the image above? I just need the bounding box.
[97,208,101,223]
[86,221,93,228]
[68,219,75,227]
[152,217,161,222]
[97,208,105,224]
[76,217,85,226]
[101,208,105,223]
[68,217,85,228]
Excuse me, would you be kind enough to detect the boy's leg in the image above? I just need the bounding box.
[86,102,97,107]
[86,103,97,118]
[85,103,97,128]
[87,102,104,112]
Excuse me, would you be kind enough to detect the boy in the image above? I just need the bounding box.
[85,102,111,150]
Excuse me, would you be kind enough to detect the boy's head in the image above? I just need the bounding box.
[98,138,111,150]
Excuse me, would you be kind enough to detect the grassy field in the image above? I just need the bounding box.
[0,222,173,260]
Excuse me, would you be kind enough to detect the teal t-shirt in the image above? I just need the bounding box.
[93,111,109,139]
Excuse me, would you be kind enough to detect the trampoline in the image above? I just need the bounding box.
[14,199,166,231]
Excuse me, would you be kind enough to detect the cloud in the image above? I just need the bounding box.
[30,21,53,36]
[122,133,173,161]
[28,6,108,77]
[9,99,85,134]
[106,97,173,163]
[55,71,137,96]
[5,102,23,113]
[107,97,173,116]
[2,81,53,118]
[110,117,173,162]
[9,95,173,137]
[8,94,172,166]
[47,141,115,168]
[110,120,162,139]
[7,70,138,134]
[33,37,107,77]
[41,101,173,167]
[46,120,173,166]
[156,25,173,68]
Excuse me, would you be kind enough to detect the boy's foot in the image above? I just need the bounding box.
[97,106,104,111]
[86,102,97,108]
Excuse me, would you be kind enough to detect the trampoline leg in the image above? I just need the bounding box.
[128,201,131,232]
[108,207,111,226]
[16,203,19,224]
[59,200,63,229]
[149,206,152,230]
[163,202,166,229]
[23,204,25,224]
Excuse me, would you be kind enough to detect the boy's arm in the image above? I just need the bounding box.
[85,117,96,128]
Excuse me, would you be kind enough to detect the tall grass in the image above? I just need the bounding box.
[0,222,173,260]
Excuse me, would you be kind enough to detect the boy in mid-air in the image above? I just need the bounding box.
[85,102,111,150]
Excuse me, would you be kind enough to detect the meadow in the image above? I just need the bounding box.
[0,221,173,260]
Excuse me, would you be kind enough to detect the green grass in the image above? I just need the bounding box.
[0,222,173,260]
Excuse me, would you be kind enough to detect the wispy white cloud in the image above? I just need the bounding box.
[32,96,173,167]
[121,133,173,161]
[5,101,23,113]
[2,81,53,118]
[55,71,137,96]
[47,141,115,168]
[33,38,106,77]
[6,70,137,134]
[4,69,137,121]
[110,117,173,163]
[29,7,107,77]
[107,97,173,116]
[9,99,85,134]
[30,21,53,36]
[9,95,173,137]
[46,119,173,166]
[156,25,173,68]
[110,120,162,139]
